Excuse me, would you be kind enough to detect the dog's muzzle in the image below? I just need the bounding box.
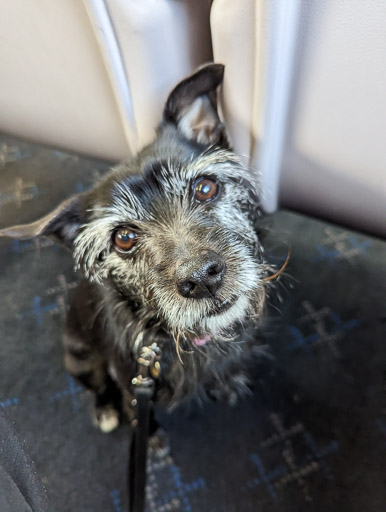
[175,249,226,299]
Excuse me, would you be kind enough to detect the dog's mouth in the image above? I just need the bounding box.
[207,295,238,316]
[192,333,212,346]
[190,295,239,346]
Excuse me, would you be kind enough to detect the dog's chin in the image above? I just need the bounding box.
[183,294,253,347]
[194,284,266,346]
[203,294,250,332]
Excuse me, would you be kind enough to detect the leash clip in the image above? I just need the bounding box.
[135,342,161,381]
[131,374,155,390]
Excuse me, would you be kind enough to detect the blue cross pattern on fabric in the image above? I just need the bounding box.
[18,296,58,327]
[154,465,205,512]
[244,415,339,504]
[146,435,206,512]
[287,301,359,357]
[0,397,19,409]
[0,143,29,168]
[110,489,123,512]
[0,177,46,208]
[314,227,373,263]
[74,169,105,194]
[48,374,83,413]
[18,277,78,325]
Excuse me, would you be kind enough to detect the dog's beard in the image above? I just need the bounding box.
[149,251,266,344]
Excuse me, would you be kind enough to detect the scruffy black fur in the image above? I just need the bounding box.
[0,64,270,433]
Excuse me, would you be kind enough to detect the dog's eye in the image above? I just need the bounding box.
[114,228,138,251]
[194,177,218,202]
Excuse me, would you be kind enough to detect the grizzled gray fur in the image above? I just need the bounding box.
[0,64,270,433]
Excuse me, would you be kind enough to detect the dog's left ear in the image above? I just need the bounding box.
[163,63,228,147]
[0,194,85,249]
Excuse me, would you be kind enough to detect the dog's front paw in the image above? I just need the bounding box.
[93,404,120,433]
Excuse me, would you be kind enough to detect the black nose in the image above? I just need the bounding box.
[176,250,226,299]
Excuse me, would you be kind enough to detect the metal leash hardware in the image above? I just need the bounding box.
[128,342,161,512]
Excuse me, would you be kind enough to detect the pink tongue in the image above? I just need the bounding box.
[192,333,211,346]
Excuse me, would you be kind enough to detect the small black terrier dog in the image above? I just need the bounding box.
[0,64,270,433]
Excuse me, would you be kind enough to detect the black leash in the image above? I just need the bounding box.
[128,343,161,512]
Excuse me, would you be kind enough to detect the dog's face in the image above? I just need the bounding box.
[0,64,266,345]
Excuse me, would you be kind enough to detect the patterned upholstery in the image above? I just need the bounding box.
[0,134,385,511]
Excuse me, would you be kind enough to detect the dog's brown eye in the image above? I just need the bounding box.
[114,228,138,251]
[194,178,218,202]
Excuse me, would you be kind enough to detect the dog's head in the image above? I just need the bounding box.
[0,64,266,345]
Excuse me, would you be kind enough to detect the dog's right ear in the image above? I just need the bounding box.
[0,194,85,249]
[163,63,228,147]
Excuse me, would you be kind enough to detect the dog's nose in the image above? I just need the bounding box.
[176,250,226,299]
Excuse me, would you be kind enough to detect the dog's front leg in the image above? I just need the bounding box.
[63,281,122,433]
